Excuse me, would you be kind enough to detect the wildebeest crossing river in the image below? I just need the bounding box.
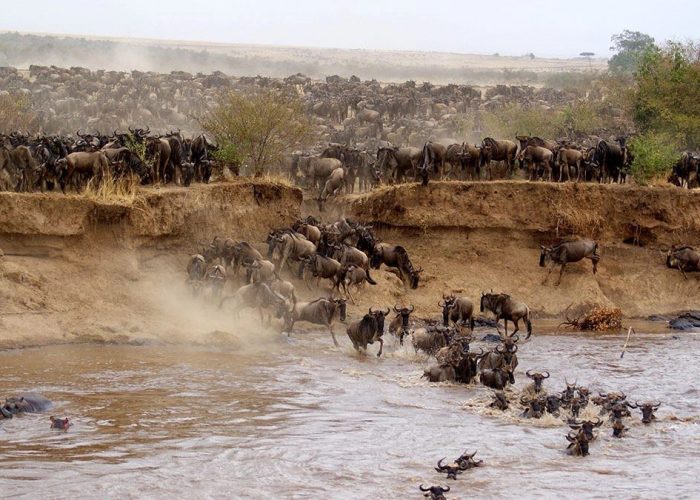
[0,330,698,498]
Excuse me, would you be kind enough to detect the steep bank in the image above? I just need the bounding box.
[1,180,698,350]
[321,181,700,319]
[0,181,302,349]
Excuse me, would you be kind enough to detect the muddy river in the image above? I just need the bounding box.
[0,330,698,498]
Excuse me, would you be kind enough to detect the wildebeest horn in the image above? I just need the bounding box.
[652,401,661,409]
[593,418,603,427]
[419,485,430,492]
[393,304,400,312]
[526,369,534,378]
[415,267,423,273]
[407,304,414,312]
[496,344,505,353]
[438,301,445,307]
[369,307,375,314]
[436,458,447,470]
[511,334,520,342]
[543,371,550,379]
[383,308,390,315]
[510,344,518,353]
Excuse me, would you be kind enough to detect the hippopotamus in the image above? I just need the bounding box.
[50,416,72,430]
[2,394,53,418]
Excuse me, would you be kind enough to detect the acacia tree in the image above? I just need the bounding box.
[201,89,313,176]
[608,30,657,74]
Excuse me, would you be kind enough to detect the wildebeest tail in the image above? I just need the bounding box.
[470,315,475,332]
[592,242,600,263]
[365,267,377,285]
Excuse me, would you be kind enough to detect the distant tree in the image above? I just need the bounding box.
[579,52,595,57]
[608,30,657,74]
[201,89,314,176]
[630,41,700,148]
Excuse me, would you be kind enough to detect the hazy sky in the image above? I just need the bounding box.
[2,0,698,57]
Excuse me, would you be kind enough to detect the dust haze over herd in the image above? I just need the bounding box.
[1,2,700,499]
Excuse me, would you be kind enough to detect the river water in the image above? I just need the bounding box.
[0,329,698,499]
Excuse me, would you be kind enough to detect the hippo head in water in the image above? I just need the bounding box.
[2,394,52,418]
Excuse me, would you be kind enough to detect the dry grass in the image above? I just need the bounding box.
[258,172,295,188]
[553,202,605,239]
[82,174,141,203]
[561,305,623,331]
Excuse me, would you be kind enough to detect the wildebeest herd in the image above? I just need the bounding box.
[179,213,665,498]
[0,128,217,192]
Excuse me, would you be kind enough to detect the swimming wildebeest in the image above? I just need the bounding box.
[2,394,52,418]
[490,391,509,410]
[480,293,532,338]
[479,361,515,390]
[439,294,474,332]
[521,395,546,419]
[569,418,603,442]
[628,401,661,424]
[419,485,450,500]
[283,297,347,346]
[540,239,600,285]
[666,246,700,279]
[434,458,467,480]
[566,430,590,457]
[346,307,389,357]
[388,304,414,345]
[411,324,452,355]
[526,370,550,393]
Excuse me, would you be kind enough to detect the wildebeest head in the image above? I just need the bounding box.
[628,401,660,424]
[526,370,550,393]
[419,484,450,499]
[434,457,467,480]
[562,379,577,401]
[566,430,590,457]
[393,304,414,329]
[546,394,562,416]
[334,298,347,322]
[456,450,482,469]
[369,306,390,333]
[569,418,603,441]
[439,294,456,326]
[521,395,546,419]
[539,245,552,267]
[612,419,626,438]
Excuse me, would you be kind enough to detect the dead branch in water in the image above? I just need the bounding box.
[559,304,623,331]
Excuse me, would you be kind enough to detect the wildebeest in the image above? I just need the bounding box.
[612,419,627,438]
[388,304,414,346]
[628,401,660,424]
[56,151,110,192]
[268,230,316,273]
[566,430,590,457]
[418,141,446,184]
[335,264,376,303]
[219,282,288,324]
[370,243,422,289]
[519,145,553,181]
[330,244,376,284]
[346,307,389,357]
[592,139,627,183]
[526,370,550,393]
[411,324,452,355]
[481,137,517,178]
[480,293,532,338]
[479,362,515,390]
[666,246,700,279]
[299,252,343,290]
[423,364,456,382]
[283,297,347,346]
[146,136,172,184]
[557,148,584,182]
[205,264,226,299]
[242,258,276,284]
[300,157,342,189]
[434,458,467,480]
[545,394,562,416]
[569,418,603,442]
[230,241,264,277]
[419,485,450,500]
[540,239,600,285]
[521,395,546,419]
[375,146,421,183]
[186,254,207,282]
[490,391,509,410]
[440,295,475,331]
[318,167,345,210]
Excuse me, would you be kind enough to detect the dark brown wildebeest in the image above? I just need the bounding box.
[205,264,227,299]
[375,146,421,183]
[628,401,661,424]
[56,151,110,192]
[461,143,483,180]
[439,294,475,331]
[519,145,553,181]
[592,139,627,183]
[479,362,515,390]
[478,335,519,373]
[230,241,264,277]
[434,458,468,480]
[411,324,452,355]
[419,484,450,500]
[346,307,389,357]
[284,297,347,346]
[521,395,546,419]
[444,143,469,179]
[186,254,207,282]
[146,137,172,184]
[388,304,414,345]
[292,220,322,246]
[666,246,700,279]
[0,145,39,192]
[330,244,376,284]
[371,243,422,289]
[242,258,276,284]
[540,239,600,285]
[557,148,584,182]
[566,430,590,456]
[526,370,550,393]
[480,293,532,338]
[569,418,603,442]
[481,137,517,179]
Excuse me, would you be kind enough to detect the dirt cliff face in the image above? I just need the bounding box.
[327,181,700,319]
[1,180,698,350]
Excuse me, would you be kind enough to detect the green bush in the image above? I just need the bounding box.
[628,132,679,185]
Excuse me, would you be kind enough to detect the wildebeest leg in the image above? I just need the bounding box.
[328,326,340,347]
[376,337,384,357]
[512,319,520,335]
[678,264,688,280]
[556,262,567,286]
[543,261,557,284]
[503,319,508,336]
